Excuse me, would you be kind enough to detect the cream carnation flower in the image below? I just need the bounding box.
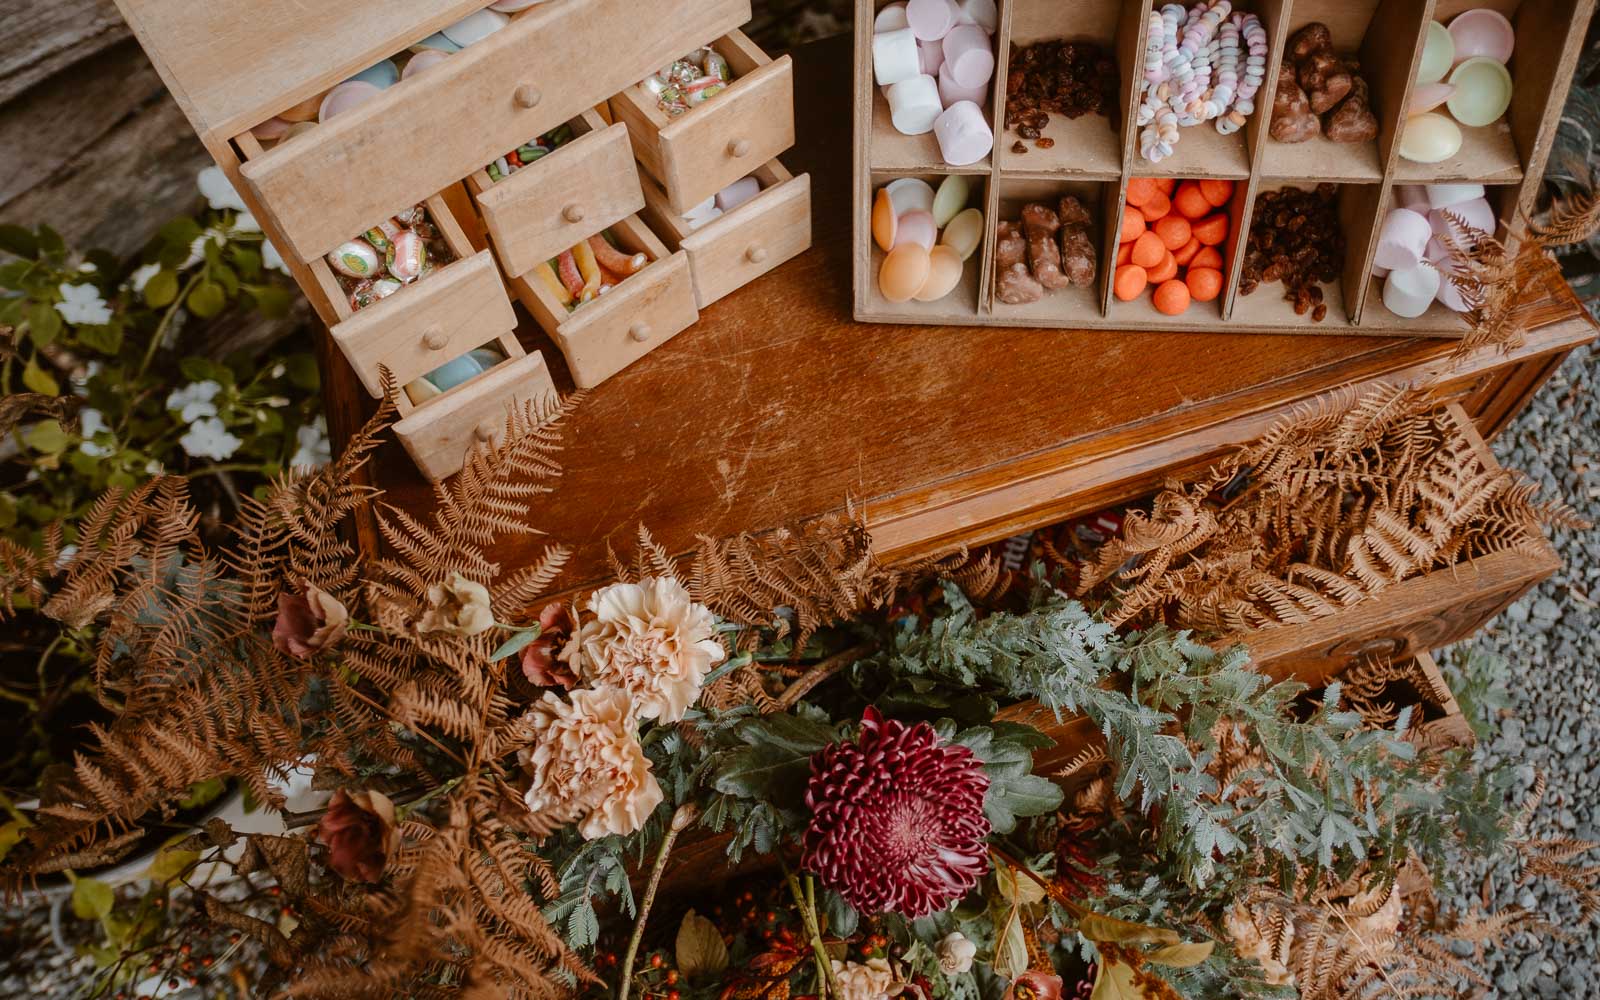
[563,578,725,723]
[522,688,662,839]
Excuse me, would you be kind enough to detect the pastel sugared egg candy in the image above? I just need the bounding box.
[424,352,487,392]
[251,116,292,141]
[1383,264,1442,318]
[1374,208,1432,271]
[441,9,509,47]
[915,244,965,301]
[880,244,932,303]
[1449,9,1515,65]
[1399,112,1462,163]
[895,210,938,250]
[320,81,383,121]
[872,189,899,252]
[403,50,452,79]
[1409,82,1455,115]
[490,0,547,10]
[348,60,399,90]
[932,174,971,227]
[886,177,937,218]
[941,207,984,260]
[906,0,960,41]
[1417,21,1455,84]
[412,31,463,53]
[1447,57,1513,127]
[279,91,328,123]
[875,2,910,32]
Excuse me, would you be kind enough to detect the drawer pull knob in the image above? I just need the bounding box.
[745,245,769,264]
[629,323,652,343]
[422,327,449,351]
[563,204,586,224]
[514,84,542,109]
[474,419,499,442]
[728,138,752,158]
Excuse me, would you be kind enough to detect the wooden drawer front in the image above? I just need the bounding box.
[331,250,516,399]
[612,31,795,215]
[394,351,557,482]
[471,117,644,278]
[644,163,812,309]
[237,0,752,261]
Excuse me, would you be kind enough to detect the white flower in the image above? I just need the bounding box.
[198,165,248,213]
[418,573,495,637]
[936,931,977,975]
[232,212,262,234]
[562,577,726,724]
[181,227,230,269]
[179,417,242,461]
[290,416,331,468]
[77,262,98,274]
[522,687,663,840]
[268,757,331,813]
[262,238,291,275]
[166,380,223,422]
[831,959,894,1000]
[54,282,113,325]
[144,459,163,475]
[128,262,162,294]
[78,407,111,458]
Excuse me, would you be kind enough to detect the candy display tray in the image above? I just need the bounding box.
[852,0,1595,335]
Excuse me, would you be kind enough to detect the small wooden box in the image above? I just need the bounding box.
[466,108,645,279]
[610,30,796,216]
[509,215,700,389]
[853,0,1596,336]
[394,351,559,482]
[639,159,814,308]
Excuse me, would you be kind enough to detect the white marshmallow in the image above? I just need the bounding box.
[874,28,922,87]
[887,74,944,135]
[955,0,998,31]
[906,0,960,40]
[1383,265,1442,318]
[1426,183,1487,209]
[1429,198,1496,242]
[1374,208,1433,271]
[934,100,994,166]
[942,25,994,89]
[874,2,910,32]
[938,60,989,106]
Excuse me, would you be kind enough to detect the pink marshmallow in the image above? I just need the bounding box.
[906,0,960,41]
[919,38,945,76]
[1374,208,1432,272]
[1429,198,1497,243]
[955,0,998,31]
[716,176,763,213]
[938,60,988,107]
[942,25,994,89]
[933,99,993,166]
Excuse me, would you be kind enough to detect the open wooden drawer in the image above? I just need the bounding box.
[393,351,558,482]
[466,108,644,279]
[609,30,796,215]
[227,0,752,262]
[508,215,699,390]
[639,159,812,309]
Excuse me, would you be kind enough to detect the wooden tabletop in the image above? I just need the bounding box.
[349,34,1596,589]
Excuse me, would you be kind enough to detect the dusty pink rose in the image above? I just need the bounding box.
[1006,972,1064,1000]
[519,603,577,688]
[316,789,397,883]
[272,581,350,658]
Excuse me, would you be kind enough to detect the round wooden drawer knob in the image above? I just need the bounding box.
[563,204,586,224]
[514,84,542,109]
[727,138,752,158]
[474,419,498,442]
[744,245,769,264]
[422,327,449,351]
[628,323,652,343]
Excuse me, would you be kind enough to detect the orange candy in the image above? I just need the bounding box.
[1186,267,1223,302]
[1119,206,1147,243]
[1174,181,1211,220]
[1154,215,1191,250]
[1147,250,1178,284]
[1199,179,1235,208]
[1152,278,1191,315]
[1156,177,1178,195]
[1130,231,1165,268]
[878,244,931,303]
[872,189,897,252]
[1173,237,1203,266]
[1192,213,1229,246]
[1114,264,1148,301]
[1126,177,1159,207]
[1116,240,1134,265]
[1139,191,1172,221]
[1191,246,1224,270]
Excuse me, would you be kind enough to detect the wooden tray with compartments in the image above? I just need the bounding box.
[853,0,1595,335]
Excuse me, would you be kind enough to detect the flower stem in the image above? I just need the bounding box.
[138,269,203,380]
[781,855,838,999]
[618,803,698,1000]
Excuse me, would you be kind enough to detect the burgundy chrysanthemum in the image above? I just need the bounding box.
[801,707,991,917]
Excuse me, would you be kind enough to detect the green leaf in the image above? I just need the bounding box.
[284,352,320,390]
[1145,940,1215,968]
[566,898,599,949]
[71,877,115,921]
[21,358,59,397]
[675,909,729,979]
[36,225,65,257]
[1076,912,1180,946]
[0,224,38,258]
[819,887,858,938]
[710,743,812,804]
[738,713,838,755]
[0,819,27,864]
[143,846,200,885]
[994,863,1046,906]
[75,320,123,355]
[187,280,226,319]
[252,283,294,319]
[23,419,68,453]
[1090,957,1147,1000]
[25,300,62,346]
[991,903,1029,980]
[143,269,180,308]
[490,627,541,660]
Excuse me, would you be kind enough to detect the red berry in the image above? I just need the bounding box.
[650,954,664,969]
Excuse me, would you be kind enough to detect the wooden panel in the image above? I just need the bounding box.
[668,166,814,309]
[237,0,751,261]
[393,351,558,482]
[470,112,644,278]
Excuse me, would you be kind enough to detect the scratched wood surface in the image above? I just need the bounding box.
[353,34,1596,590]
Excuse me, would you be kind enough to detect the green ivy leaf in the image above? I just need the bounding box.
[21,358,59,397]
[75,320,123,356]
[143,269,180,308]
[0,224,38,258]
[25,301,62,347]
[187,280,226,319]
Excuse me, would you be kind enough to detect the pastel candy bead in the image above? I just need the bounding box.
[348,60,399,90]
[387,231,427,282]
[906,0,960,41]
[937,61,989,107]
[1427,183,1487,210]
[894,210,939,250]
[716,176,763,213]
[441,9,509,47]
[1430,197,1496,240]
[468,347,507,370]
[328,240,381,279]
[873,28,922,87]
[880,244,932,303]
[1399,112,1462,164]
[941,207,984,261]
[915,244,966,301]
[412,31,463,53]
[404,377,442,406]
[424,352,486,392]
[933,99,994,166]
[931,174,970,227]
[887,74,943,135]
[251,116,292,141]
[1383,265,1442,319]
[1447,57,1513,127]
[1449,9,1515,65]
[319,80,383,121]
[942,25,994,89]
[1416,21,1454,84]
[403,50,452,79]
[919,38,946,76]
[1409,82,1456,115]
[886,177,936,217]
[955,0,998,32]
[1374,208,1432,271]
[874,2,910,33]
